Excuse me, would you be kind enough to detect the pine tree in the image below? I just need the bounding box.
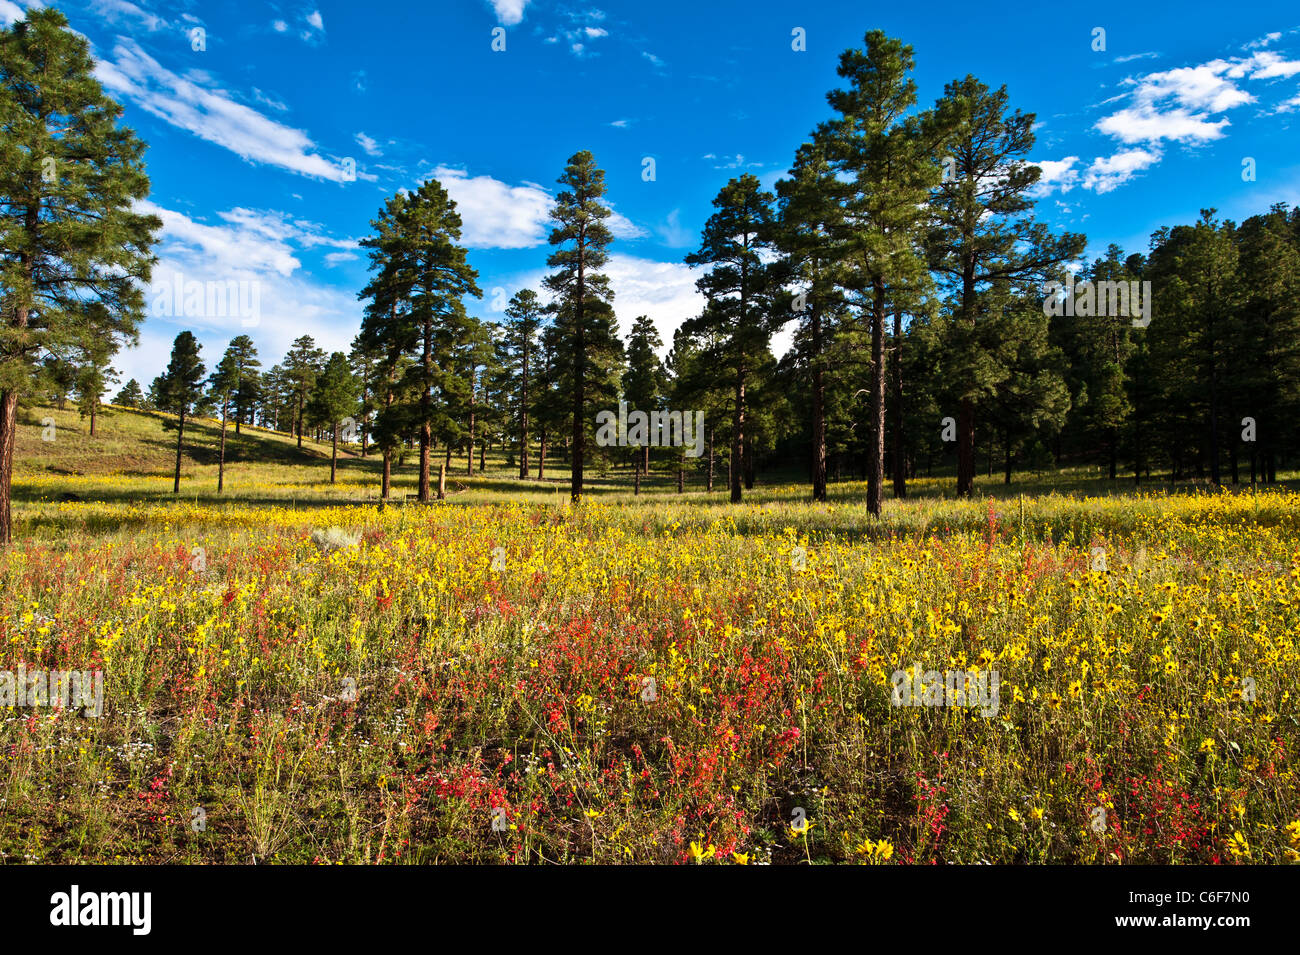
[816,31,944,515]
[1051,246,1137,479]
[684,174,785,503]
[359,182,482,501]
[71,316,118,437]
[926,76,1085,496]
[348,332,382,457]
[208,345,242,492]
[1147,210,1239,486]
[222,335,260,435]
[283,335,325,448]
[307,351,359,483]
[501,289,544,478]
[776,141,849,501]
[113,378,143,409]
[157,331,205,494]
[622,315,667,479]
[0,8,160,542]
[543,151,617,504]
[1234,204,1300,483]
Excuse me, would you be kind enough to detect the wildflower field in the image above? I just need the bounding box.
[3,435,1298,864]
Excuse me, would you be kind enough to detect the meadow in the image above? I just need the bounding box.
[2,404,1297,864]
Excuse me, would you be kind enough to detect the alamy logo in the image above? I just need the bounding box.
[595,401,705,457]
[890,662,1000,717]
[50,885,151,935]
[1042,275,1152,328]
[150,270,262,328]
[0,666,103,717]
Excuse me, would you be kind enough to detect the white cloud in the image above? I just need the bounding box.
[95,39,353,182]
[1277,92,1300,113]
[1098,49,1300,146]
[1243,50,1300,80]
[491,256,703,357]
[1244,32,1283,51]
[487,0,530,26]
[585,27,607,38]
[1029,156,1081,196]
[1113,52,1159,64]
[91,0,169,32]
[0,0,39,27]
[430,166,555,249]
[655,209,694,248]
[1080,148,1161,194]
[272,19,288,32]
[354,132,382,156]
[118,201,360,385]
[1096,106,1230,144]
[306,10,324,31]
[426,165,646,248]
[607,208,647,240]
[642,51,664,68]
[603,255,705,351]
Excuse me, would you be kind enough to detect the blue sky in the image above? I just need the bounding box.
[4,0,1299,386]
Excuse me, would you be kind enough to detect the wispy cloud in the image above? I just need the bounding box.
[1081,148,1161,194]
[487,0,531,26]
[354,132,382,157]
[1113,52,1159,64]
[95,39,355,182]
[1097,47,1300,146]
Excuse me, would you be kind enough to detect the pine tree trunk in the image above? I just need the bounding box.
[891,308,906,499]
[867,281,886,517]
[467,372,476,477]
[0,389,17,545]
[437,462,446,500]
[381,449,392,501]
[707,428,714,492]
[812,304,827,502]
[538,429,546,481]
[634,467,640,495]
[519,353,530,480]
[173,409,186,494]
[218,399,228,493]
[957,397,975,497]
[330,421,338,483]
[572,260,586,504]
[418,327,432,502]
[731,369,745,504]
[956,257,977,496]
[90,403,97,438]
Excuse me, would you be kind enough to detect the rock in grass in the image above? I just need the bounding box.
[310,526,360,554]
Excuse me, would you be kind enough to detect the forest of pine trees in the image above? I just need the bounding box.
[8,18,1300,526]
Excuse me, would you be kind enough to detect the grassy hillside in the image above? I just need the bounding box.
[10,401,1299,514]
